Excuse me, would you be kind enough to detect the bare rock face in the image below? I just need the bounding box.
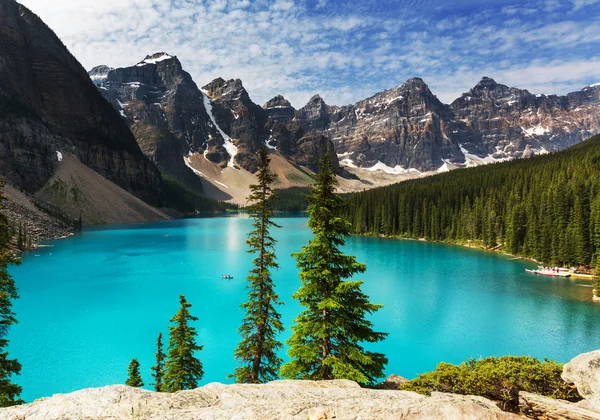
[450,77,600,162]
[0,380,519,420]
[263,95,295,123]
[90,53,229,183]
[202,78,268,172]
[324,78,463,171]
[0,0,161,205]
[519,392,600,420]
[375,374,410,390]
[267,77,600,173]
[201,78,340,174]
[563,350,600,412]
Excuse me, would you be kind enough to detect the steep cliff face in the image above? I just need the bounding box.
[0,0,161,205]
[202,78,267,172]
[326,78,463,171]
[199,77,339,174]
[270,77,600,172]
[263,95,295,124]
[92,60,338,177]
[450,77,600,162]
[90,53,230,182]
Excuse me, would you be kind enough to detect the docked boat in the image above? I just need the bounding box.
[525,267,571,277]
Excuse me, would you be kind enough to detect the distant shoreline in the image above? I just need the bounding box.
[358,232,598,278]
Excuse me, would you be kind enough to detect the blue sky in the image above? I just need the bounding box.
[19,0,600,107]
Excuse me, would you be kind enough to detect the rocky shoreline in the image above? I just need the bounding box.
[3,185,73,247]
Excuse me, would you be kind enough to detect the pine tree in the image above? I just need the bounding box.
[280,151,388,385]
[125,358,144,387]
[150,333,165,392]
[0,179,22,406]
[231,149,284,384]
[163,295,203,392]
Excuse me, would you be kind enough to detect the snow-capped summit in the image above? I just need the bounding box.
[88,65,114,85]
[136,52,175,66]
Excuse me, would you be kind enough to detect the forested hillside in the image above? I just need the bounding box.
[343,134,600,268]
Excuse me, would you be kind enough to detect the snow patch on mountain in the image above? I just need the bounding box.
[459,144,509,167]
[201,91,238,168]
[437,162,450,173]
[368,161,421,175]
[522,125,551,137]
[137,53,173,66]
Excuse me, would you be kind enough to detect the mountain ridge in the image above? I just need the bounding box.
[89,54,600,201]
[0,1,163,206]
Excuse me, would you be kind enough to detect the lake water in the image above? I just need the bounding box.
[9,215,600,402]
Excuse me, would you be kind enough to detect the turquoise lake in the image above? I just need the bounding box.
[9,215,600,402]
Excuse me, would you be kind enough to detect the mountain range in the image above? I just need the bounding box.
[91,53,600,187]
[0,0,599,235]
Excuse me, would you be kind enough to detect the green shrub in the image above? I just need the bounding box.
[400,356,581,412]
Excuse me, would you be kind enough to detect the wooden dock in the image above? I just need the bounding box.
[571,273,595,280]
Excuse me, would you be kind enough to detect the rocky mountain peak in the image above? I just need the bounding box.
[396,77,443,107]
[296,94,330,130]
[308,93,325,103]
[263,95,293,109]
[474,76,499,90]
[400,77,430,92]
[263,95,295,124]
[202,78,248,102]
[136,52,177,67]
[89,65,114,85]
[0,0,162,205]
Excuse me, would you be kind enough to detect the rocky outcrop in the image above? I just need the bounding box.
[202,78,267,172]
[282,77,600,173]
[2,184,71,242]
[0,0,162,206]
[375,374,410,390]
[518,349,600,419]
[263,95,295,123]
[90,53,229,184]
[450,77,600,162]
[562,349,600,412]
[0,380,518,420]
[519,392,600,420]
[321,78,463,171]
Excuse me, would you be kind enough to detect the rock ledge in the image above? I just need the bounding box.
[0,380,518,420]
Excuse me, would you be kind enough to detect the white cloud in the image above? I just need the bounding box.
[16,0,600,109]
[573,0,600,9]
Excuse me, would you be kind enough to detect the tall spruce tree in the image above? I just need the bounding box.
[0,179,22,406]
[125,358,144,387]
[163,295,203,392]
[150,333,165,391]
[280,151,388,385]
[231,149,284,384]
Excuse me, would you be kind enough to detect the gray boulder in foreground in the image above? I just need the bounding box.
[519,392,600,420]
[0,379,518,420]
[563,349,600,413]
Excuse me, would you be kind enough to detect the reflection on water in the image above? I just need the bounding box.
[9,215,600,402]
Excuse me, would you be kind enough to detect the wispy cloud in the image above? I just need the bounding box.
[18,0,600,107]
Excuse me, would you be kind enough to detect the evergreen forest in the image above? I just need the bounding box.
[342,134,600,269]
